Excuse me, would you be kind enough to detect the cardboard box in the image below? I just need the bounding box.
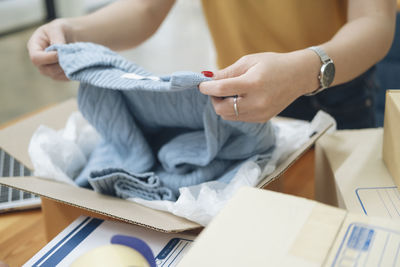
[179,187,400,267]
[315,128,400,218]
[383,90,400,189]
[25,216,195,266]
[0,98,333,239]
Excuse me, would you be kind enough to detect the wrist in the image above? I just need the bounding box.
[304,46,336,96]
[293,49,321,96]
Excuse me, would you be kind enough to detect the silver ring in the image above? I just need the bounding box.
[233,95,239,117]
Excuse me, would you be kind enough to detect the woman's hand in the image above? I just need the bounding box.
[27,19,73,81]
[26,0,175,82]
[199,50,321,123]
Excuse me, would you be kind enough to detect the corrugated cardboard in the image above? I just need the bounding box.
[383,90,400,189]
[179,187,400,267]
[315,129,400,219]
[0,98,333,238]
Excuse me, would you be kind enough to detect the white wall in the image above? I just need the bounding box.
[119,0,217,75]
[0,0,45,34]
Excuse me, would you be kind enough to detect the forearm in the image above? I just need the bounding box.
[323,15,395,85]
[300,0,396,95]
[64,0,175,50]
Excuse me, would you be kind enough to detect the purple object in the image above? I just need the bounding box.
[111,235,156,267]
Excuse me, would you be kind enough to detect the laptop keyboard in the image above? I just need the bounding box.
[0,148,40,212]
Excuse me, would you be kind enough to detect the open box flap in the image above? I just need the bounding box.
[315,128,398,213]
[256,121,335,188]
[383,90,400,187]
[177,187,347,267]
[0,99,77,170]
[0,98,332,232]
[178,187,400,267]
[0,176,200,232]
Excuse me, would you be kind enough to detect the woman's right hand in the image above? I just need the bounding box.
[27,19,73,81]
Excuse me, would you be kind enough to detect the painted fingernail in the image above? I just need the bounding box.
[201,71,214,78]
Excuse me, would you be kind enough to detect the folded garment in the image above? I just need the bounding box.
[47,42,276,201]
[88,169,173,201]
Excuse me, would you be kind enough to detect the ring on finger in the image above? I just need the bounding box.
[233,95,239,117]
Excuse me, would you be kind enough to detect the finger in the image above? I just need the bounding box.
[213,56,257,80]
[211,96,250,117]
[221,114,267,123]
[28,24,66,66]
[211,95,273,123]
[28,32,60,66]
[199,76,249,97]
[220,98,275,122]
[30,50,59,66]
[53,73,69,81]
[220,105,271,122]
[38,63,66,78]
[27,27,49,52]
[28,35,57,66]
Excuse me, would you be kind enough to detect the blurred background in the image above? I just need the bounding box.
[0,0,216,125]
[0,0,399,127]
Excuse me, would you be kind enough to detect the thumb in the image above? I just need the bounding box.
[213,55,256,80]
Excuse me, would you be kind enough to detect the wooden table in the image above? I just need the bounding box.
[0,209,46,267]
[0,113,316,266]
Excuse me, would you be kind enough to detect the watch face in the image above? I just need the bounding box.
[321,62,335,88]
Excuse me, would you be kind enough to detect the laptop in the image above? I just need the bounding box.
[0,148,41,212]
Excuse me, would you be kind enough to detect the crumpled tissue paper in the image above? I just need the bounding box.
[28,110,335,226]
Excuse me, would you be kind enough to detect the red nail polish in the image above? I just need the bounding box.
[201,71,214,78]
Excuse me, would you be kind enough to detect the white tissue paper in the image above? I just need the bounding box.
[28,112,101,185]
[28,111,335,226]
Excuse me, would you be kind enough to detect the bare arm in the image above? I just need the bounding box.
[199,0,397,122]
[67,0,176,50]
[320,0,396,88]
[27,0,175,80]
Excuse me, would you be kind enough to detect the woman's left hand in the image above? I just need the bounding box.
[199,50,320,123]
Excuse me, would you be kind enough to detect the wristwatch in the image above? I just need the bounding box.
[305,46,335,96]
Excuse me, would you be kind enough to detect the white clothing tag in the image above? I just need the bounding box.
[121,73,160,81]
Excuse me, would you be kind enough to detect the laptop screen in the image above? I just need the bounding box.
[0,148,40,212]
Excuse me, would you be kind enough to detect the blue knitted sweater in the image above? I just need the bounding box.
[47,43,276,201]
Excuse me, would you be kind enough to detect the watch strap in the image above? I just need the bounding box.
[308,46,330,64]
[305,46,333,96]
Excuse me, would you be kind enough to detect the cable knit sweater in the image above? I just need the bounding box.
[46,42,276,201]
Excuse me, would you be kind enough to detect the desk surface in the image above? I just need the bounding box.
[0,113,315,266]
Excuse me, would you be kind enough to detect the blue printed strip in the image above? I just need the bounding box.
[355,186,398,216]
[33,217,91,266]
[33,217,103,266]
[169,241,189,266]
[161,239,182,266]
[347,226,374,251]
[156,238,193,267]
[331,223,400,267]
[157,238,180,260]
